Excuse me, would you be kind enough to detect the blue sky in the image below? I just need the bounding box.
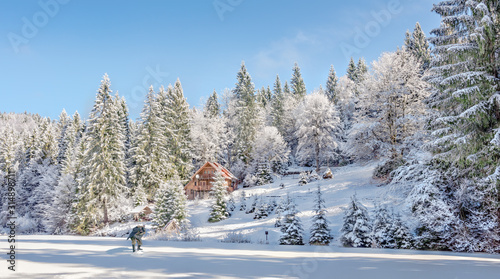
[0,0,441,120]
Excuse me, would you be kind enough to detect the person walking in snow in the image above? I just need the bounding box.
[127,224,146,252]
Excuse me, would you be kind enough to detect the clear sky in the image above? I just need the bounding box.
[0,0,441,120]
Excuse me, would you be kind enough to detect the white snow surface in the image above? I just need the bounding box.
[4,163,500,278]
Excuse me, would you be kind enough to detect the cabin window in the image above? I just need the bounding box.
[194,182,197,186]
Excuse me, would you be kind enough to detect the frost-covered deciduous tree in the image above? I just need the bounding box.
[348,49,429,160]
[251,126,290,174]
[295,90,340,171]
[190,108,225,170]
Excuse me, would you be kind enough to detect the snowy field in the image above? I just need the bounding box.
[4,163,500,278]
[3,234,500,279]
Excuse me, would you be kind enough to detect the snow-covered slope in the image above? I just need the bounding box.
[188,162,403,245]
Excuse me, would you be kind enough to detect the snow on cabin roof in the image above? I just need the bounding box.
[191,162,237,180]
[130,205,153,214]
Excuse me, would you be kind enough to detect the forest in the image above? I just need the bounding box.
[1,0,499,253]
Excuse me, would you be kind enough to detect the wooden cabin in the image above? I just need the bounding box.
[184,162,238,200]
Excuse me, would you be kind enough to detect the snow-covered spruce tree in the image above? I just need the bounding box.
[208,170,229,223]
[204,89,221,118]
[422,0,500,252]
[279,198,304,245]
[232,62,259,168]
[257,86,272,108]
[56,109,70,165]
[131,86,171,201]
[347,57,358,82]
[290,62,306,100]
[325,65,339,104]
[372,205,395,249]
[295,90,340,172]
[340,194,372,248]
[271,75,286,136]
[239,190,247,211]
[164,79,193,181]
[391,212,413,249]
[255,162,273,186]
[227,194,236,212]
[153,174,189,229]
[72,74,129,234]
[309,185,332,245]
[246,195,259,214]
[404,22,431,70]
[347,49,429,161]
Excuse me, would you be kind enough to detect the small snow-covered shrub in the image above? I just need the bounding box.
[221,231,251,243]
[299,172,308,185]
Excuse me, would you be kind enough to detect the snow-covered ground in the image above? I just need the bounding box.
[4,163,500,278]
[4,234,500,278]
[190,162,397,244]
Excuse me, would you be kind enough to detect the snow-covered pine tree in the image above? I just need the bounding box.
[295,90,340,172]
[422,0,500,252]
[165,79,193,181]
[131,86,171,201]
[279,198,304,245]
[227,194,236,212]
[208,170,229,222]
[309,185,332,245]
[56,109,70,165]
[153,174,189,229]
[255,162,273,186]
[391,212,413,249]
[355,58,368,84]
[271,75,286,136]
[246,195,258,214]
[290,62,306,100]
[372,205,394,249]
[405,22,431,70]
[347,57,357,82]
[325,65,339,104]
[239,190,247,211]
[204,89,221,118]
[72,74,129,234]
[340,194,372,247]
[232,62,259,167]
[253,200,269,220]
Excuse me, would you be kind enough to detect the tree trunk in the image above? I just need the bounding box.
[103,198,109,224]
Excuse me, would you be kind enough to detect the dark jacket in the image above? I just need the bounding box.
[128,226,146,239]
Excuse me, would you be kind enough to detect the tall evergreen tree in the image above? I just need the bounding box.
[132,86,171,201]
[405,22,431,69]
[232,62,258,166]
[73,74,128,234]
[271,75,286,136]
[290,62,306,100]
[165,79,193,180]
[423,0,500,252]
[204,89,221,118]
[325,65,339,104]
[347,57,357,82]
